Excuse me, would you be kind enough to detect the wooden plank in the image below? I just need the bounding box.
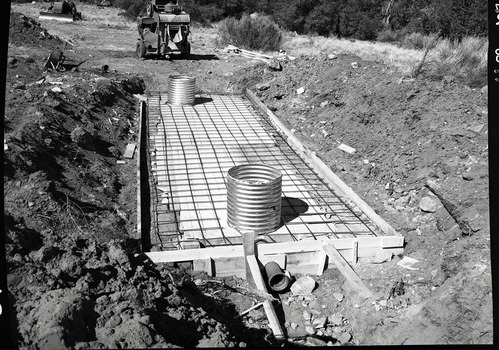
[352,240,358,265]
[193,258,214,276]
[382,236,405,248]
[243,231,257,286]
[245,89,400,238]
[145,235,405,263]
[257,254,286,270]
[136,101,145,242]
[246,255,285,340]
[132,100,148,242]
[323,243,375,300]
[316,250,327,275]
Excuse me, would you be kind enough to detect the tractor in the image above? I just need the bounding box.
[136,0,191,59]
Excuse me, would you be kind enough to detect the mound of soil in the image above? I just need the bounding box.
[230,53,491,344]
[9,12,64,47]
[4,11,275,349]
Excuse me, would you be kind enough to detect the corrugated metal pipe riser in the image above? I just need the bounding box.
[167,75,195,106]
[226,164,282,234]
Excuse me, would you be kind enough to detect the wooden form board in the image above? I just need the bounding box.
[135,100,146,241]
[246,255,285,339]
[146,235,404,277]
[323,243,375,300]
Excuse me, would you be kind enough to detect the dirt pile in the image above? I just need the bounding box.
[4,11,275,349]
[9,12,64,47]
[230,53,491,344]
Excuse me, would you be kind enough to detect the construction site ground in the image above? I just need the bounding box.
[4,3,492,348]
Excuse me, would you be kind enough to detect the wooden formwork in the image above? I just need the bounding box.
[138,90,404,278]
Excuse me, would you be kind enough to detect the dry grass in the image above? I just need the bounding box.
[283,32,487,86]
[427,36,488,86]
[282,33,423,75]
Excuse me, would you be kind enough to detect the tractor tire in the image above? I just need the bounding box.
[180,42,191,59]
[136,41,146,59]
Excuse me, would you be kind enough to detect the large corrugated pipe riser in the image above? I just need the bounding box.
[168,75,195,106]
[227,164,282,234]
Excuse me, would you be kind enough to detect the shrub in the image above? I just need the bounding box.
[114,0,149,19]
[410,33,439,77]
[216,14,282,52]
[430,36,488,87]
[408,33,487,87]
[377,29,404,43]
[402,32,427,50]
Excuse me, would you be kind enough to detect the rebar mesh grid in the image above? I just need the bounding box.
[147,93,383,250]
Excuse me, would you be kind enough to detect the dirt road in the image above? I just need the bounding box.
[5,2,492,347]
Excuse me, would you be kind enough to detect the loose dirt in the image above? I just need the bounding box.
[4,2,492,348]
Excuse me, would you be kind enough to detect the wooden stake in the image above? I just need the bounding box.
[316,250,327,275]
[246,255,285,339]
[243,231,257,287]
[352,240,358,265]
[323,243,374,300]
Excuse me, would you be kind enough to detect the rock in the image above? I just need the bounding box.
[256,82,271,91]
[329,314,343,326]
[462,171,475,181]
[95,77,112,88]
[268,58,282,71]
[327,54,337,60]
[291,322,299,330]
[351,62,359,68]
[105,315,122,328]
[480,85,487,95]
[372,251,393,264]
[307,336,328,346]
[107,241,130,265]
[290,276,316,295]
[419,196,439,213]
[305,326,316,335]
[303,310,311,321]
[296,87,305,95]
[309,300,320,310]
[70,127,95,150]
[397,256,423,270]
[338,332,352,343]
[139,315,152,326]
[31,246,62,263]
[313,317,328,329]
[333,292,344,302]
[467,124,485,133]
[96,295,109,305]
